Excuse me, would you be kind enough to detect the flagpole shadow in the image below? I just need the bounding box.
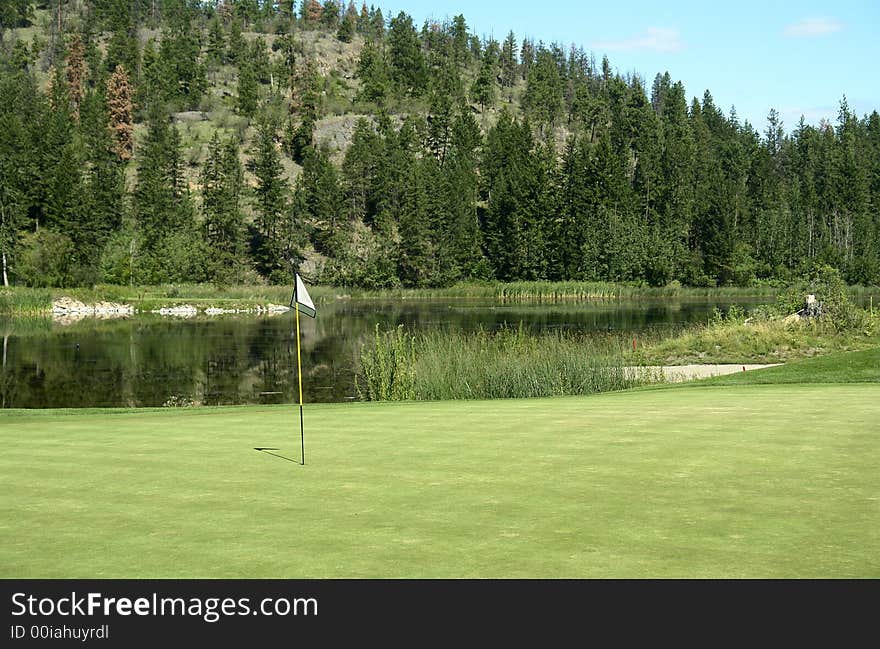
[254,447,302,465]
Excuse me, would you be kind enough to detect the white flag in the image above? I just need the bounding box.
[291,273,316,318]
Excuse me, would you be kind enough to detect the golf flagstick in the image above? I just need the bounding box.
[295,287,304,465]
[291,273,316,466]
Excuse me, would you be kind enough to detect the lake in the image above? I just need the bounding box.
[0,297,766,408]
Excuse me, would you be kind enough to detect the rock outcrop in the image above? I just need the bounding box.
[52,297,134,323]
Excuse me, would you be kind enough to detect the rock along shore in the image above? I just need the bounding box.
[51,297,290,323]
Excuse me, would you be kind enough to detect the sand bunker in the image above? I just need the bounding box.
[626,364,781,382]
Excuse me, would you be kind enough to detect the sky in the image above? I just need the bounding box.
[375,0,880,133]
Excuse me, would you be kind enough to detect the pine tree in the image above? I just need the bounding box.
[358,2,369,32]
[481,111,549,280]
[450,15,469,64]
[206,14,226,65]
[158,4,206,109]
[40,65,86,236]
[356,38,390,105]
[250,36,271,85]
[522,49,563,134]
[337,2,356,42]
[471,56,495,113]
[286,58,320,162]
[341,118,381,222]
[236,61,259,117]
[251,118,290,281]
[657,80,695,281]
[104,4,139,79]
[520,38,534,80]
[65,33,86,121]
[201,133,245,281]
[500,31,518,88]
[0,68,40,286]
[133,103,194,266]
[77,86,126,283]
[106,64,134,161]
[387,12,427,96]
[140,39,165,106]
[321,1,340,29]
[369,7,385,38]
[301,0,322,25]
[227,18,245,63]
[443,110,484,278]
[298,148,344,255]
[398,160,434,287]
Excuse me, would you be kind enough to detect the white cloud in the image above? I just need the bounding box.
[592,27,683,53]
[784,18,843,37]
[780,106,835,127]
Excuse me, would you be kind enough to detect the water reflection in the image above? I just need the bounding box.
[1,298,765,408]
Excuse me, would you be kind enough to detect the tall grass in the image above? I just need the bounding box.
[357,324,660,401]
[335,281,780,302]
[356,325,417,401]
[635,307,880,365]
[0,288,53,315]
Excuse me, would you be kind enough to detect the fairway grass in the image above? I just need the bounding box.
[1,384,878,578]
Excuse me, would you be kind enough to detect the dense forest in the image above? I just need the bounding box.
[1,0,879,289]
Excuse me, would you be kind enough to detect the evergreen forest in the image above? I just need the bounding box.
[1,0,879,289]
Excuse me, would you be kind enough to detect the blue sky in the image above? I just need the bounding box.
[376,0,879,133]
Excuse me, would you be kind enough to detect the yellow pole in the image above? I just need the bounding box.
[295,296,304,465]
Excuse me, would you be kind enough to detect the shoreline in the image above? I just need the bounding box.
[3,281,877,318]
[49,296,291,323]
[0,281,796,317]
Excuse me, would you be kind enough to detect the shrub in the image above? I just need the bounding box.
[356,324,416,401]
[777,265,867,331]
[15,230,76,288]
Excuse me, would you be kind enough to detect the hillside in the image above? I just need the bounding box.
[9,6,519,184]
[1,1,878,291]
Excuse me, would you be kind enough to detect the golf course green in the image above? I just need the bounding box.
[2,352,878,578]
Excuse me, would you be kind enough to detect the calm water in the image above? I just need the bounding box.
[0,298,765,408]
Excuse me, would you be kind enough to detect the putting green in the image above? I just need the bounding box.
[1,383,878,578]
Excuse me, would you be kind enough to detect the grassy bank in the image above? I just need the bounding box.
[357,325,660,400]
[0,281,791,315]
[2,382,878,578]
[632,309,879,365]
[0,284,350,315]
[684,346,880,386]
[0,284,320,315]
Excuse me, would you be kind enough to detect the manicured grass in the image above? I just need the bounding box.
[2,383,878,578]
[688,347,880,386]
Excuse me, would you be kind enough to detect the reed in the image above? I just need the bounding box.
[356,324,417,401]
[333,281,780,302]
[0,288,53,315]
[357,324,660,401]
